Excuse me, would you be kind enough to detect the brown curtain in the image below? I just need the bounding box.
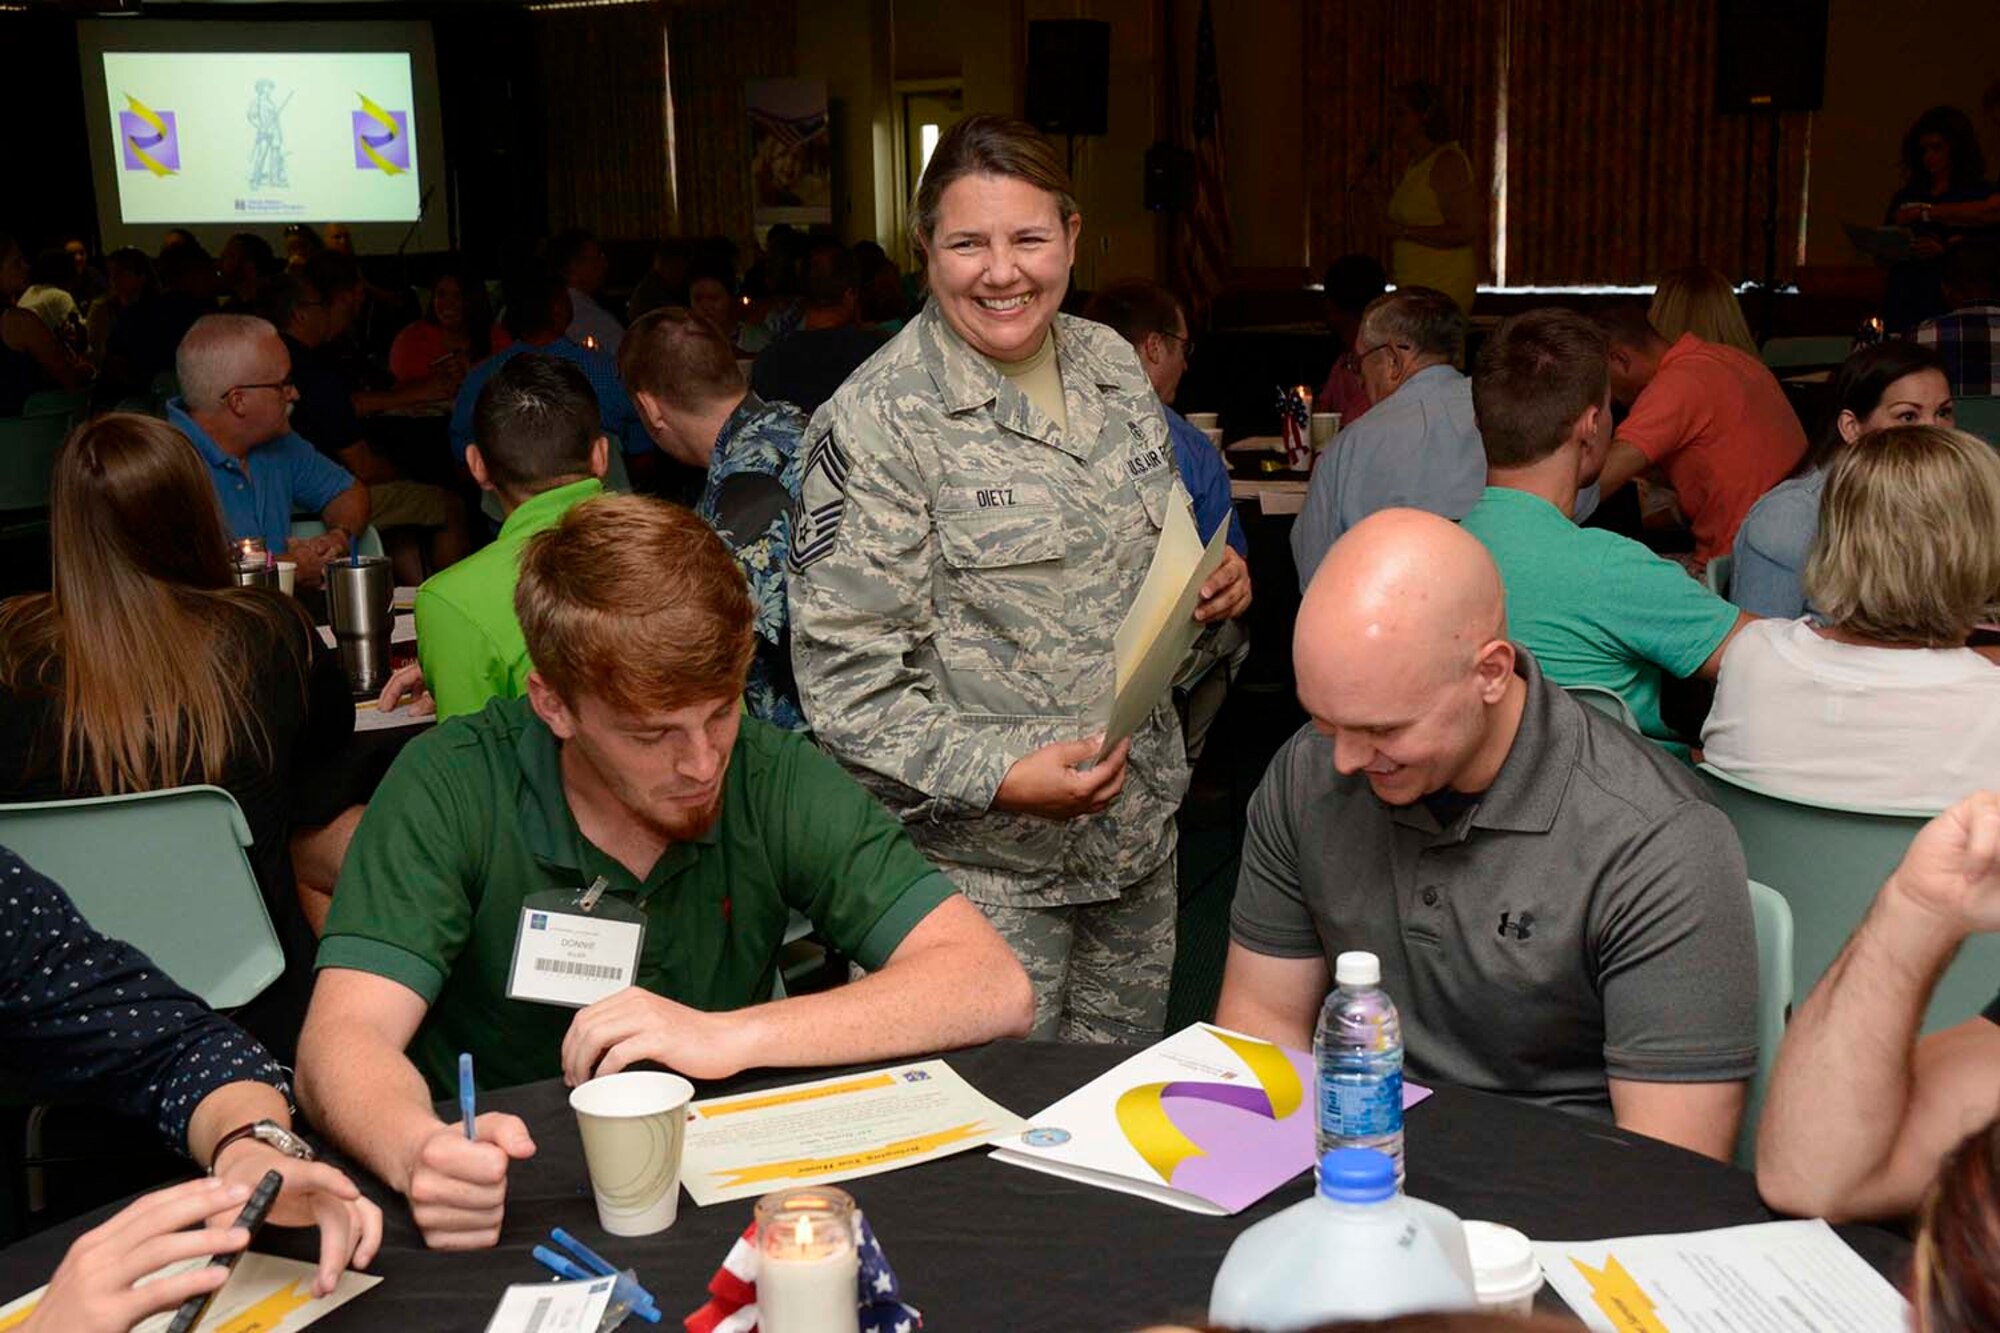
[1303,1,1505,283]
[1503,0,1809,286]
[666,0,800,248]
[533,1,674,239]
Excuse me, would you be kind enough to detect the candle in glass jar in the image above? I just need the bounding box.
[755,1189,860,1333]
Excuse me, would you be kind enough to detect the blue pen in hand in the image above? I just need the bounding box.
[459,1052,476,1141]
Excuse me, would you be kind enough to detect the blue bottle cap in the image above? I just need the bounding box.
[1318,1148,1397,1203]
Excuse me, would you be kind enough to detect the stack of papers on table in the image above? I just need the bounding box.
[1536,1218,1906,1333]
[991,1022,1431,1215]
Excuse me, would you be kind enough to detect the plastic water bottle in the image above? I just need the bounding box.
[1208,1149,1476,1331]
[1314,950,1404,1182]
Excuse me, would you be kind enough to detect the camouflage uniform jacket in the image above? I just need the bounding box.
[786,304,1191,907]
[697,391,810,731]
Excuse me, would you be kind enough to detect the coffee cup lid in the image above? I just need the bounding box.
[1463,1219,1542,1295]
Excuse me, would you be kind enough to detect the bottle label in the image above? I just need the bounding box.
[1320,1068,1404,1138]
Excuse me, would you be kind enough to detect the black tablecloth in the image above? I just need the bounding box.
[0,1042,1908,1331]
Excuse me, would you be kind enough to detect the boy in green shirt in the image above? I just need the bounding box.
[298,495,1033,1251]
[1460,309,1752,745]
[408,353,611,719]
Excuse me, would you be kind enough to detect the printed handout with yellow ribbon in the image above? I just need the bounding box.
[990,1023,1356,1215]
[0,1251,379,1333]
[1535,1219,1907,1333]
[679,1059,1027,1207]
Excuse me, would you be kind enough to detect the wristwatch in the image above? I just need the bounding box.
[209,1119,316,1174]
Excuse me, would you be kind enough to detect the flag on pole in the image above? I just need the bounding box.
[1175,0,1233,326]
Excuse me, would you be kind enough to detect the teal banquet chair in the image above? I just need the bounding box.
[0,786,283,1010]
[1954,395,2000,448]
[1704,553,1732,599]
[1736,880,1793,1168]
[1696,763,1994,1035]
[1564,683,1641,732]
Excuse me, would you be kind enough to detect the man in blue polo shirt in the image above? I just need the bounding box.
[170,313,368,589]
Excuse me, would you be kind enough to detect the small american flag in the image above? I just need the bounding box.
[684,1216,921,1333]
[1173,0,1233,327]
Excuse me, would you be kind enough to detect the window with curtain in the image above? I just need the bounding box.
[1305,0,1810,288]
[530,0,674,240]
[665,0,800,247]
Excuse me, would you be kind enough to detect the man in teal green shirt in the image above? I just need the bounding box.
[412,353,611,719]
[297,495,1033,1251]
[1460,310,1751,744]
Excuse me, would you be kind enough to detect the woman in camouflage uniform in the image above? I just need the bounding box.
[787,115,1251,1043]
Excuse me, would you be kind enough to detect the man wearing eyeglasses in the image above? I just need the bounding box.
[168,312,370,588]
[1290,286,1485,591]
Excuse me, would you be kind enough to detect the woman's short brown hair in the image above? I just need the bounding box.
[910,113,1077,251]
[514,494,754,715]
[1805,425,2000,646]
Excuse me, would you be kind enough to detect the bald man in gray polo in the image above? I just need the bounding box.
[1218,509,1757,1161]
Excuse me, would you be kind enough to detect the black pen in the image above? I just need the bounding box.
[165,1169,284,1333]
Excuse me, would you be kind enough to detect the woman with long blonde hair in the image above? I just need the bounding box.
[0,412,353,1054]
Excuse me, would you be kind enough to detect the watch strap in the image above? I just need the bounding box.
[208,1119,313,1173]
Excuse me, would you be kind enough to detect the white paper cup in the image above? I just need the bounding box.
[1311,412,1341,449]
[1463,1220,1544,1315]
[274,561,297,596]
[1184,412,1219,429]
[569,1071,695,1236]
[1200,426,1224,451]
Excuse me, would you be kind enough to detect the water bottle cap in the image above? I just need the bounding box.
[1334,951,1381,987]
[1317,1148,1397,1203]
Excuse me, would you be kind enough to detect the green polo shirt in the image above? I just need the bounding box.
[415,478,604,721]
[317,695,958,1097]
[1460,485,1738,744]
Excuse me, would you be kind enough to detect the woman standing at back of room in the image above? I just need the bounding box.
[1381,83,1479,316]
[0,413,354,1057]
[787,114,1249,1047]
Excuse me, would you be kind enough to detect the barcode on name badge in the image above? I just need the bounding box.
[522,1295,553,1333]
[534,957,623,981]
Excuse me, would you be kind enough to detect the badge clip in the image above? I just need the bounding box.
[577,875,609,913]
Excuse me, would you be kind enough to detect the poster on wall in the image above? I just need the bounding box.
[747,77,831,227]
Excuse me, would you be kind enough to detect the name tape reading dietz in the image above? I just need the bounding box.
[974,486,1019,508]
[533,957,624,981]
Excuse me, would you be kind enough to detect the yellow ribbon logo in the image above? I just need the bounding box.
[354,92,405,175]
[1114,1029,1305,1184]
[123,94,175,177]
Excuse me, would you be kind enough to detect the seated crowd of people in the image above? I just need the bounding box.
[1,111,1998,1331]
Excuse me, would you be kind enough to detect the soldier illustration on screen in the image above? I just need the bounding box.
[247,78,293,189]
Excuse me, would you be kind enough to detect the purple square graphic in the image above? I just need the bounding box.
[352,109,411,171]
[119,109,178,172]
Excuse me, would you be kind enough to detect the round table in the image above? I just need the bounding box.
[0,1042,1908,1330]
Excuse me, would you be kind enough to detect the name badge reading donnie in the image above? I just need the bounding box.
[505,886,647,1008]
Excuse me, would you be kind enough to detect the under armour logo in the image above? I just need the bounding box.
[1497,911,1535,941]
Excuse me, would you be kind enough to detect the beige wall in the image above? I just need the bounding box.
[1805,0,1999,267]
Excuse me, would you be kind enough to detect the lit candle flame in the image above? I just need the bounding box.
[796,1210,813,1248]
